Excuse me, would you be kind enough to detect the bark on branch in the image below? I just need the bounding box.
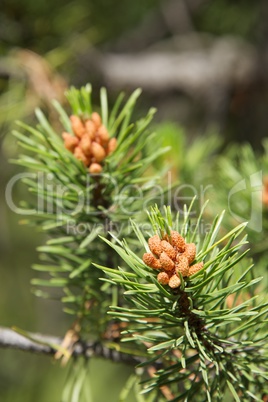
[0,326,146,367]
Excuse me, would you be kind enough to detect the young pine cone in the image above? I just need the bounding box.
[176,255,189,277]
[157,271,170,285]
[169,274,181,289]
[183,243,196,264]
[188,262,204,276]
[80,134,92,157]
[62,111,117,171]
[62,132,79,151]
[171,231,186,252]
[70,115,85,138]
[143,230,203,290]
[161,240,176,260]
[148,235,162,257]
[143,253,161,270]
[159,252,175,272]
[74,147,89,165]
[89,163,102,174]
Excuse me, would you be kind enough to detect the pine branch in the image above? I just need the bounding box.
[8,83,268,400]
[96,205,268,400]
[11,85,168,338]
[0,326,61,355]
[0,326,148,367]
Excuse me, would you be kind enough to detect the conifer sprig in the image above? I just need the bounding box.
[10,85,168,336]
[96,204,268,401]
[8,84,268,400]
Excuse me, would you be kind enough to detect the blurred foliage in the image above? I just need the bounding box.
[195,0,259,40]
[0,0,160,53]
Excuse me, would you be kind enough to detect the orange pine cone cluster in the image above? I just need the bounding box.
[143,231,203,289]
[62,112,117,173]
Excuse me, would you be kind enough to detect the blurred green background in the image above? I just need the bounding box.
[1,0,268,400]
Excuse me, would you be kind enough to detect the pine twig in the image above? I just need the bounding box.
[0,326,146,367]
